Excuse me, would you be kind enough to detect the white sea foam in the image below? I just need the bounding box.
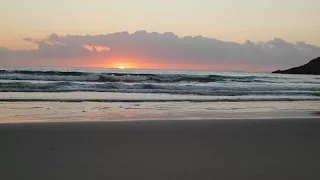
[0,68,319,102]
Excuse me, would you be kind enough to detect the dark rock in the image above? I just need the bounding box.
[272,57,320,75]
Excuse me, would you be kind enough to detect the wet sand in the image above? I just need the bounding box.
[1,118,320,180]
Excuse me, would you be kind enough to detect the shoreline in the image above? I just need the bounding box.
[1,100,320,123]
[1,92,320,102]
[0,116,320,124]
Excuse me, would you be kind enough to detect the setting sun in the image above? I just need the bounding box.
[118,65,125,69]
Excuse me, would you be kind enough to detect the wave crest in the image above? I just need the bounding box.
[0,70,273,83]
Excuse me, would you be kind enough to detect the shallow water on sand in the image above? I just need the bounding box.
[0,101,319,123]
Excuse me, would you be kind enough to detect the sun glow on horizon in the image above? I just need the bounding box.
[102,57,143,69]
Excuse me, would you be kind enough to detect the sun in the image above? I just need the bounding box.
[118,65,125,69]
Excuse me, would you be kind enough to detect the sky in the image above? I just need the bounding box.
[0,0,320,71]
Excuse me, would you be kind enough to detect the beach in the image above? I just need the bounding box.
[1,118,320,180]
[0,100,320,123]
[0,67,319,179]
[2,1,320,179]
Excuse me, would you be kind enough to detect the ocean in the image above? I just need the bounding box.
[2,66,320,180]
[0,67,319,122]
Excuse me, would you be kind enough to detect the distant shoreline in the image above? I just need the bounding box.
[273,57,320,75]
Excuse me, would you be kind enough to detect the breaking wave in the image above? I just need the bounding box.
[0,70,275,83]
[0,81,319,96]
[0,69,319,100]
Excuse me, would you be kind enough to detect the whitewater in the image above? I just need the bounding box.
[0,67,319,102]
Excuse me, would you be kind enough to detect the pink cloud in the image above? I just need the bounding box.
[82,45,110,52]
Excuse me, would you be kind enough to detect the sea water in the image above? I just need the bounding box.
[0,67,319,122]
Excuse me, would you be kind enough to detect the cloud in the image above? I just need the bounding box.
[82,45,111,52]
[1,31,320,70]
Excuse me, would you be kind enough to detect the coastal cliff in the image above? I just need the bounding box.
[273,57,320,75]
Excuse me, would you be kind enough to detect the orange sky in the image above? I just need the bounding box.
[73,56,271,71]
